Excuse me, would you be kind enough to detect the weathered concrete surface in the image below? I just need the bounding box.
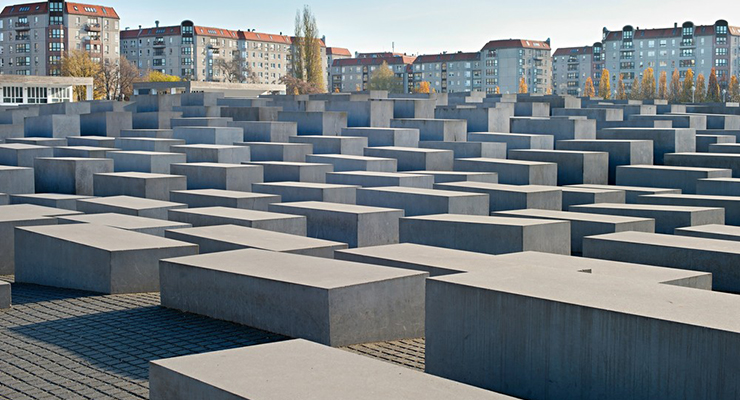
[169,189,280,211]
[57,213,191,237]
[570,202,724,234]
[168,206,307,236]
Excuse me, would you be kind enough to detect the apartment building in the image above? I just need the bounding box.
[0,0,120,76]
[121,21,327,85]
[552,45,595,96]
[329,52,416,93]
[326,47,351,91]
[330,39,552,94]
[601,20,740,92]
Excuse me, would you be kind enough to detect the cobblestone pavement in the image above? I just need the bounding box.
[0,276,425,399]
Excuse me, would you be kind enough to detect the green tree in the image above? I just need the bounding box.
[616,74,627,100]
[729,75,740,102]
[706,68,721,103]
[669,68,681,103]
[292,6,325,93]
[583,77,595,97]
[368,61,402,93]
[680,68,694,103]
[629,76,641,100]
[695,73,706,103]
[598,69,611,99]
[641,68,656,100]
[658,70,668,100]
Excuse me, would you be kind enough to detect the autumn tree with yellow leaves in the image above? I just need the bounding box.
[518,77,528,94]
[368,61,403,93]
[658,70,668,100]
[707,68,721,103]
[616,74,627,100]
[629,77,641,100]
[695,74,706,103]
[641,68,656,100]
[413,81,431,94]
[598,69,610,99]
[729,75,740,102]
[680,68,695,103]
[583,77,595,97]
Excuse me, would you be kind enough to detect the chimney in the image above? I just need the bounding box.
[138,25,141,30]
[674,22,678,28]
[155,20,160,27]
[280,31,282,35]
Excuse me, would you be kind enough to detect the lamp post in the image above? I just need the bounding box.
[692,86,696,103]
[723,89,727,103]
[577,87,582,98]
[613,89,617,100]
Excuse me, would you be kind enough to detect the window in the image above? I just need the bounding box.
[2,86,23,103]
[681,38,693,47]
[16,56,30,66]
[680,48,694,57]
[716,25,728,35]
[716,37,727,45]
[679,59,695,68]
[49,2,63,12]
[49,29,63,39]
[16,44,30,53]
[682,26,693,36]
[717,48,728,56]
[659,40,667,47]
[716,59,728,67]
[27,87,47,104]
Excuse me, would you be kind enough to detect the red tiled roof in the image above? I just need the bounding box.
[241,31,292,44]
[358,52,404,58]
[553,46,593,57]
[604,24,740,41]
[414,52,480,63]
[1,2,48,16]
[327,47,352,56]
[195,25,240,39]
[66,2,119,19]
[333,55,416,67]
[120,26,182,39]
[481,39,550,51]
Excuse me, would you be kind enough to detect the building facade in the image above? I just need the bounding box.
[326,47,350,91]
[0,0,120,76]
[330,39,552,94]
[601,20,740,93]
[121,21,328,85]
[552,46,594,96]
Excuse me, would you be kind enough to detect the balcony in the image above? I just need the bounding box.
[15,22,30,30]
[85,23,101,32]
[85,37,102,45]
[153,40,166,48]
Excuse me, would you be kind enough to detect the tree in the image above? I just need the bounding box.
[616,74,627,100]
[368,61,402,93]
[694,73,706,103]
[494,86,500,94]
[707,68,721,103]
[583,77,595,97]
[669,69,681,103]
[280,75,323,95]
[658,70,668,100]
[641,68,656,100]
[518,77,528,94]
[292,6,325,93]
[680,68,694,103]
[599,69,611,99]
[145,70,181,82]
[60,50,103,100]
[729,75,740,102]
[629,77,641,100]
[214,51,258,84]
[98,57,140,101]
[413,81,431,94]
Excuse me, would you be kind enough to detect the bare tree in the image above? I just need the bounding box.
[214,51,258,84]
[98,57,140,100]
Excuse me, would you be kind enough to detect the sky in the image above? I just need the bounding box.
[112,0,737,55]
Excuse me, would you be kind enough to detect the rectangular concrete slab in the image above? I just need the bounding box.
[454,158,557,186]
[508,149,609,185]
[92,172,187,201]
[570,184,682,203]
[149,340,512,400]
[0,280,9,309]
[410,170,499,184]
[570,202,724,234]
[326,171,434,189]
[15,224,197,294]
[159,249,426,346]
[637,193,740,226]
[305,154,397,173]
[434,181,562,212]
[248,161,333,183]
[165,224,347,258]
[76,196,187,220]
[8,193,92,211]
[616,165,732,194]
[170,162,263,191]
[168,206,306,235]
[58,213,191,237]
[675,224,740,242]
[364,146,454,171]
[169,189,280,211]
[356,186,489,216]
[561,186,626,210]
[252,182,357,204]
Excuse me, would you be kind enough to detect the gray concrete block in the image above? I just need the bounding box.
[675,224,740,242]
[278,111,348,136]
[165,224,346,258]
[597,128,696,164]
[133,111,183,129]
[305,154,397,173]
[341,127,419,147]
[391,98,436,119]
[248,161,332,183]
[561,187,626,210]
[15,224,197,293]
[664,152,740,178]
[364,146,454,171]
[569,203,724,234]
[252,182,357,204]
[34,157,113,195]
[509,149,609,185]
[92,172,187,201]
[454,158,558,186]
[119,129,174,139]
[114,137,186,152]
[511,116,596,141]
[570,184,682,203]
[172,126,242,145]
[159,250,426,346]
[24,114,80,138]
[289,135,368,155]
[66,136,117,148]
[419,140,506,159]
[170,117,232,128]
[637,193,740,226]
[326,99,393,127]
[268,201,403,248]
[628,113,706,129]
[696,177,740,196]
[400,214,570,255]
[0,280,8,309]
[700,136,737,152]
[239,142,312,162]
[326,171,434,188]
[228,121,297,142]
[356,186,489,216]
[168,206,306,235]
[557,139,653,184]
[435,106,513,132]
[77,195,186,220]
[0,165,34,194]
[390,118,467,142]
[149,339,511,400]
[468,132,554,153]
[53,146,114,158]
[170,162,263,191]
[434,181,562,212]
[170,144,251,164]
[106,150,185,174]
[494,209,654,254]
[410,170,499,184]
[80,111,133,137]
[616,165,732,194]
[6,137,67,147]
[8,193,92,211]
[58,213,191,237]
[169,189,280,211]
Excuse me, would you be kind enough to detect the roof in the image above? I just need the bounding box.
[553,46,593,57]
[195,25,240,39]
[120,26,181,39]
[333,55,416,67]
[358,52,404,58]
[121,24,294,45]
[604,24,740,41]
[327,47,352,57]
[481,39,551,51]
[66,2,119,19]
[414,52,480,63]
[1,2,47,16]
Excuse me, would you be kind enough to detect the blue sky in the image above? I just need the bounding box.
[113,0,736,55]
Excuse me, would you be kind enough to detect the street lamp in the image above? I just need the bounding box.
[577,87,582,98]
[613,89,617,100]
[723,89,727,103]
[692,86,696,103]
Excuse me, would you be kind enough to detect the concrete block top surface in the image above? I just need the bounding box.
[496,209,654,224]
[174,162,255,169]
[254,182,358,189]
[107,150,181,156]
[272,201,404,215]
[95,172,184,180]
[676,224,740,237]
[430,263,740,333]
[561,187,625,195]
[358,186,489,198]
[77,196,185,210]
[328,171,429,178]
[0,204,81,221]
[161,248,426,289]
[619,164,732,173]
[166,225,345,252]
[573,202,722,213]
[57,213,188,231]
[588,231,740,254]
[0,165,32,172]
[250,161,330,167]
[170,189,276,199]
[510,149,607,156]
[150,339,512,400]
[10,193,91,201]
[16,224,196,252]
[170,206,301,221]
[404,214,566,227]
[571,184,682,194]
[457,157,555,166]
[437,181,561,193]
[368,146,452,154]
[0,143,51,150]
[306,154,395,162]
